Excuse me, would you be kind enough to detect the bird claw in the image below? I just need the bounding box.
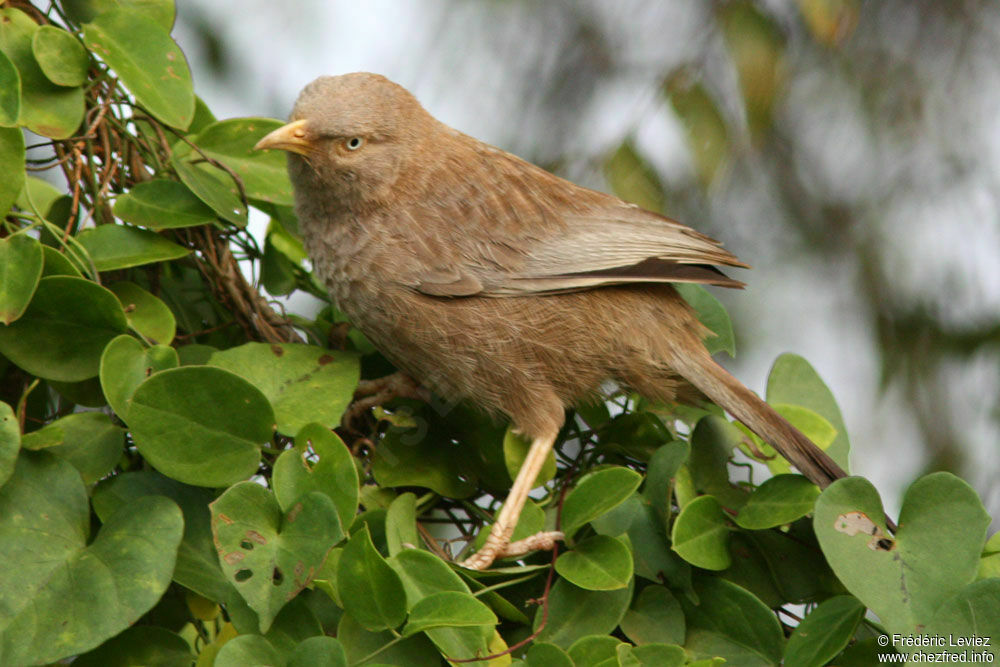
[460,530,565,570]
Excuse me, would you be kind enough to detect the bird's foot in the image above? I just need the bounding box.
[342,372,430,430]
[460,530,564,571]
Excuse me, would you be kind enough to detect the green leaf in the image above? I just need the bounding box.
[814,473,990,636]
[210,482,342,632]
[561,467,644,537]
[386,549,493,663]
[767,353,850,470]
[112,179,217,229]
[108,281,176,344]
[337,612,440,666]
[337,524,407,631]
[385,492,420,556]
[21,412,123,483]
[567,635,629,666]
[0,233,43,325]
[688,415,748,509]
[71,626,194,667]
[61,0,177,30]
[620,585,685,646]
[675,283,737,357]
[372,425,478,499]
[598,412,673,461]
[0,401,18,488]
[555,535,633,590]
[0,51,20,126]
[525,642,574,667]
[99,334,178,419]
[82,8,194,129]
[681,577,784,666]
[92,470,231,603]
[402,591,497,637]
[534,578,633,649]
[630,643,687,666]
[209,342,360,437]
[0,127,25,218]
[644,439,690,523]
[0,454,183,665]
[214,634,282,667]
[503,425,556,489]
[784,595,865,667]
[41,245,83,277]
[171,149,248,225]
[923,579,1000,661]
[671,494,731,570]
[0,275,128,382]
[0,8,85,138]
[31,26,89,87]
[273,423,360,532]
[289,636,349,667]
[735,474,820,529]
[76,224,190,271]
[604,138,666,213]
[191,118,296,206]
[129,365,274,486]
[665,71,730,185]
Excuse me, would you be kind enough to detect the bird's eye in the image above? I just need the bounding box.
[344,137,364,151]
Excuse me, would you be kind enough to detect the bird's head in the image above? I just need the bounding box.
[255,72,430,209]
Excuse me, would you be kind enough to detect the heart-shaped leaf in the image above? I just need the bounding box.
[814,473,989,635]
[211,482,342,632]
[272,423,359,532]
[0,454,183,665]
[99,334,178,419]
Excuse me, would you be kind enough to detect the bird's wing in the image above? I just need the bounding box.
[413,202,748,298]
[405,142,748,298]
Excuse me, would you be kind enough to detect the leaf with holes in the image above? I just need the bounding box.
[814,473,989,637]
[272,423,359,531]
[210,482,342,632]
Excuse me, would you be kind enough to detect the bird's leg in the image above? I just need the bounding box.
[341,372,430,430]
[461,429,563,570]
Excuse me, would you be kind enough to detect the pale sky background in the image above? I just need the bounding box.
[172,0,1000,520]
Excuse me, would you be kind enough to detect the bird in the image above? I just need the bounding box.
[254,72,847,570]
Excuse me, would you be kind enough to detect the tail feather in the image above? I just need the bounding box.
[672,352,848,488]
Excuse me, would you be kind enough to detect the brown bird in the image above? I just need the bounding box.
[255,72,847,570]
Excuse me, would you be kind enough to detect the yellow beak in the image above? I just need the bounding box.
[254,119,311,155]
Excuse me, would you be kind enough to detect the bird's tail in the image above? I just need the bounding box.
[670,351,848,488]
